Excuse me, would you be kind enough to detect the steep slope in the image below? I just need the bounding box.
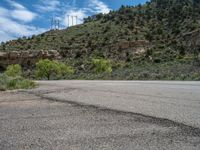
[0,0,200,80]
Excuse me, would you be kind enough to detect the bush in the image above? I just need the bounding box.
[0,74,36,91]
[35,59,74,80]
[0,74,9,91]
[92,58,112,74]
[7,76,36,90]
[5,64,22,77]
[0,64,36,91]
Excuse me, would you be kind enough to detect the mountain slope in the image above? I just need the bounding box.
[0,0,200,80]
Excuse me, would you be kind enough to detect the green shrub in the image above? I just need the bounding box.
[92,58,112,74]
[7,77,36,90]
[35,59,74,80]
[0,74,36,91]
[58,62,74,77]
[5,64,22,77]
[0,74,9,91]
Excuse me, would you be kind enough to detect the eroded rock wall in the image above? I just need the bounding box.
[0,50,61,69]
[183,29,200,48]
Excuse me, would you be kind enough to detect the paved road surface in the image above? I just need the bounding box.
[0,81,200,149]
[31,80,200,128]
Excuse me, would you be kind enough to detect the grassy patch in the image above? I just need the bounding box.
[0,74,36,91]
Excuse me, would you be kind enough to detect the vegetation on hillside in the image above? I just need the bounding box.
[0,0,200,80]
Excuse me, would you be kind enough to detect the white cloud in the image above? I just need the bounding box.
[6,0,25,10]
[11,9,37,22]
[0,17,45,37]
[62,0,110,27]
[89,0,110,14]
[35,0,61,12]
[0,0,111,42]
[0,7,9,17]
[0,2,45,42]
[5,0,37,22]
[0,30,14,42]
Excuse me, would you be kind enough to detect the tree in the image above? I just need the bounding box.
[35,59,74,80]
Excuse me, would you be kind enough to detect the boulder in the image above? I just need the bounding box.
[134,48,146,55]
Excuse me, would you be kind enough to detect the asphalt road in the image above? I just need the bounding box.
[31,80,200,128]
[0,81,200,149]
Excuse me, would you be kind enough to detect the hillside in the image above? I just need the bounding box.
[0,0,200,80]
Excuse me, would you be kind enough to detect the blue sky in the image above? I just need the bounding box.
[0,0,147,42]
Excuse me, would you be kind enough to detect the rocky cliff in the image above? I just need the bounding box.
[0,50,61,70]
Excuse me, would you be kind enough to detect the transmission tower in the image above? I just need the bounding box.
[50,17,60,30]
[66,15,78,27]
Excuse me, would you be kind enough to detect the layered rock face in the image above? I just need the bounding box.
[183,29,200,49]
[109,40,152,60]
[0,50,61,69]
[59,40,151,61]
